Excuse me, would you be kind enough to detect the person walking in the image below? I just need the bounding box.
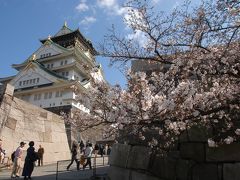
[22,141,38,180]
[37,145,44,166]
[79,140,85,153]
[67,141,80,170]
[11,141,26,178]
[83,143,93,170]
[107,145,112,155]
[94,144,99,155]
[99,144,104,157]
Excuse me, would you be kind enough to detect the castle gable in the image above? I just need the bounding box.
[10,61,66,90]
[34,39,67,60]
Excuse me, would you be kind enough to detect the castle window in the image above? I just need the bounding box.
[33,79,36,84]
[60,102,62,105]
[47,64,50,68]
[23,81,26,85]
[65,71,69,76]
[36,78,39,83]
[37,94,41,100]
[34,94,41,101]
[64,60,67,65]
[50,103,51,107]
[26,80,29,85]
[44,93,48,99]
[55,91,63,97]
[48,92,52,99]
[41,53,51,58]
[53,103,55,106]
[60,61,63,66]
[51,63,54,68]
[30,79,32,84]
[19,81,22,86]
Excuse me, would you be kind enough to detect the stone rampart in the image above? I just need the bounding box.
[109,137,240,180]
[0,84,70,164]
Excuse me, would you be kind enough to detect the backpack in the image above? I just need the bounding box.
[11,151,15,162]
[31,152,39,162]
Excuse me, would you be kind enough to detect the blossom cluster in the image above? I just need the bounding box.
[70,0,239,151]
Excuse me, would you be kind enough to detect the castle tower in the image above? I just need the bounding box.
[0,22,104,115]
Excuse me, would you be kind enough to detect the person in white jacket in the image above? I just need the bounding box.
[83,143,93,170]
[11,141,26,178]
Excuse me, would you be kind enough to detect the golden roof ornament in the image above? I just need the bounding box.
[27,54,36,63]
[63,21,67,28]
[44,36,52,46]
[32,54,36,61]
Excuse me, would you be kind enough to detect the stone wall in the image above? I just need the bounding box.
[109,139,240,180]
[0,84,70,164]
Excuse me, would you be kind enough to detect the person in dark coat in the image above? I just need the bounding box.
[99,144,104,157]
[79,140,85,153]
[22,141,38,180]
[37,145,44,166]
[67,141,80,170]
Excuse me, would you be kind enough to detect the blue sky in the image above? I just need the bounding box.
[0,0,193,87]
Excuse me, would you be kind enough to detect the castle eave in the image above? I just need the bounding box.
[0,75,15,83]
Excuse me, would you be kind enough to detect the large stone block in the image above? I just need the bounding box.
[180,142,205,162]
[52,122,66,133]
[9,107,24,122]
[206,143,240,162]
[2,95,14,105]
[108,166,130,180]
[223,163,240,180]
[109,143,131,168]
[192,164,219,180]
[52,114,62,123]
[149,155,177,179]
[132,171,162,180]
[44,121,52,133]
[176,159,194,180]
[127,146,151,170]
[4,84,14,96]
[43,132,52,142]
[47,112,53,121]
[40,112,48,118]
[5,117,17,130]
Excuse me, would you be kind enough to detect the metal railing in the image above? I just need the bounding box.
[56,155,109,180]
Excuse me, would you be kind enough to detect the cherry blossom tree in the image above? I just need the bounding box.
[70,0,239,151]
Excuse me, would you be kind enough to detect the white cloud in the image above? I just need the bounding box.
[126,30,148,48]
[97,0,127,16]
[76,2,89,12]
[97,0,115,8]
[80,16,97,25]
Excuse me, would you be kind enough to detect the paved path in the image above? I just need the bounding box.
[0,163,109,180]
